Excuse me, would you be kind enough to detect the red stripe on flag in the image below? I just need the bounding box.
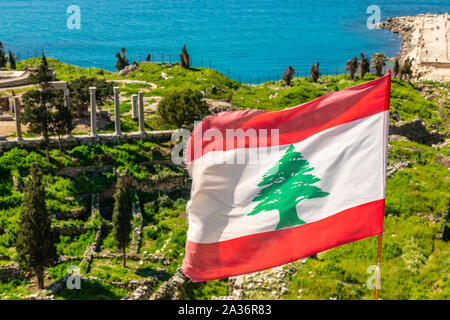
[183,199,384,281]
[187,74,391,162]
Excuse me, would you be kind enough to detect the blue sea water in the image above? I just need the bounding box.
[0,0,448,82]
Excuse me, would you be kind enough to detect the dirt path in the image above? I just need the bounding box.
[107,79,158,90]
[0,121,27,138]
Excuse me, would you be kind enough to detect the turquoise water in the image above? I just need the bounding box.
[0,0,448,82]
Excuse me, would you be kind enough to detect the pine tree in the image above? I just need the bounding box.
[16,164,57,289]
[112,177,133,267]
[0,41,6,68]
[8,50,16,70]
[180,44,190,68]
[393,58,400,79]
[29,52,53,89]
[21,89,59,160]
[248,145,329,230]
[359,53,370,79]
[346,56,358,80]
[21,53,69,160]
[53,102,74,151]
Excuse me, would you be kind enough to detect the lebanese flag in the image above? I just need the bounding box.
[183,73,391,281]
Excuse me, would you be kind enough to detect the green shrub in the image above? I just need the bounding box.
[157,194,173,209]
[68,77,115,117]
[157,89,210,128]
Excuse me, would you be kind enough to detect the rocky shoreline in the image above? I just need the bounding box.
[378,13,449,82]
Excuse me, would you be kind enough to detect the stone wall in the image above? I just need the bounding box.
[149,267,188,300]
[0,262,24,282]
[0,130,174,152]
[0,71,31,88]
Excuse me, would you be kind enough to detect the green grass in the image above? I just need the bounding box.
[0,279,33,300]
[56,230,96,258]
[54,279,128,300]
[183,279,229,300]
[385,164,449,217]
[16,58,117,82]
[285,215,448,300]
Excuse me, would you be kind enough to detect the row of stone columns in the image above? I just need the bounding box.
[88,87,146,137]
[13,87,146,141]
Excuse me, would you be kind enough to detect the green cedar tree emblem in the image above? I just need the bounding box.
[248,145,329,230]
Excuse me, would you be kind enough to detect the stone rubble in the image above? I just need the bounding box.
[387,160,411,178]
[80,225,104,273]
[0,262,24,282]
[212,263,299,300]
[118,64,139,77]
[149,267,188,300]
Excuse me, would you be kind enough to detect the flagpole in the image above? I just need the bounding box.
[375,70,390,300]
[374,234,383,300]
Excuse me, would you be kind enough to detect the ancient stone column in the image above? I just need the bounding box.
[131,94,138,120]
[138,91,145,134]
[13,97,22,141]
[64,89,73,138]
[113,87,122,136]
[89,87,97,137]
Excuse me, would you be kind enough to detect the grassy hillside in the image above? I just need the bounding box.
[0,59,448,300]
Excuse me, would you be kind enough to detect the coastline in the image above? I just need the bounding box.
[379,13,450,82]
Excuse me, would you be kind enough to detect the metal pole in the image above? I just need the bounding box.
[375,234,383,300]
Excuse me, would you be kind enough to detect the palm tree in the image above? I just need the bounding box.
[282,66,295,86]
[346,56,358,80]
[359,53,370,79]
[371,53,388,77]
[310,62,320,82]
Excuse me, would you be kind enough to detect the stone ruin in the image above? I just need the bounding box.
[0,96,10,113]
[0,86,155,149]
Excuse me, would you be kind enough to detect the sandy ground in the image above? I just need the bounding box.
[0,120,29,139]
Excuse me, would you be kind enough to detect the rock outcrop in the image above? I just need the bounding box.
[389,118,444,146]
[118,64,139,77]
